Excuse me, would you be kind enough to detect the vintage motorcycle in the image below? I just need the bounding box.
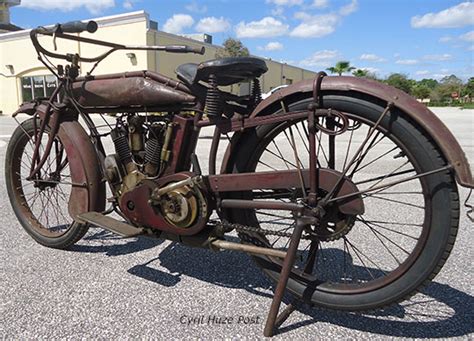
[5,21,474,336]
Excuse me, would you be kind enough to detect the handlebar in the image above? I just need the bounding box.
[30,20,206,65]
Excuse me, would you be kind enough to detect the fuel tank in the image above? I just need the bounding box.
[72,71,196,108]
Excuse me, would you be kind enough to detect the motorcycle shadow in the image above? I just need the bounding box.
[69,228,165,256]
[127,237,274,297]
[129,242,473,338]
[279,281,474,338]
[72,230,472,338]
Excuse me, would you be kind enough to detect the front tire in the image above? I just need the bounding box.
[5,118,88,249]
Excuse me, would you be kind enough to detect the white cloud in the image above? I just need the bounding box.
[359,53,386,62]
[185,1,207,14]
[432,73,449,79]
[300,49,341,67]
[266,0,303,6]
[271,7,285,17]
[363,67,380,74]
[123,0,132,9]
[460,30,474,42]
[290,13,339,38]
[411,2,474,28]
[21,0,114,14]
[313,0,329,8]
[415,70,430,76]
[423,54,453,61]
[259,41,284,51]
[163,14,195,34]
[396,59,419,65]
[195,17,231,33]
[235,17,289,38]
[339,0,358,16]
[439,36,453,43]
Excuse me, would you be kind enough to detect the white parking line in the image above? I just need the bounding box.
[0,141,6,148]
[0,135,12,138]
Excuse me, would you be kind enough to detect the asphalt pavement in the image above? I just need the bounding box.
[0,108,473,339]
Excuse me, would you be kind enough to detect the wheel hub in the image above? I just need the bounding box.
[303,168,361,241]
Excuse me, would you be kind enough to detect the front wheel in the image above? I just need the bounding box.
[5,118,89,249]
[228,94,459,311]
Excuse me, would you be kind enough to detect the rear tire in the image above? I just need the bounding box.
[5,118,88,249]
[228,94,459,311]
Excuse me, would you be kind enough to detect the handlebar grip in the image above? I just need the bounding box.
[192,46,206,55]
[59,20,98,34]
[165,45,206,55]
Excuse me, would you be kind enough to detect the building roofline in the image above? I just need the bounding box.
[0,10,148,41]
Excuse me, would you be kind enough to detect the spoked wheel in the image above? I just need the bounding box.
[229,94,459,311]
[5,118,88,248]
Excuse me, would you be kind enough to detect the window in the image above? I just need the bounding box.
[21,75,58,102]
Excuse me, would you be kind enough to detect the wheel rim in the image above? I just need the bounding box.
[238,109,432,295]
[10,126,74,238]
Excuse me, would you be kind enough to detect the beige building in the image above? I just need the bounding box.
[0,10,316,116]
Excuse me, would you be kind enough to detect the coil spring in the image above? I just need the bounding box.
[252,78,262,107]
[111,128,132,164]
[145,135,162,167]
[205,74,221,117]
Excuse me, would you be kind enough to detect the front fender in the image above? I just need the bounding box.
[58,120,106,218]
[16,102,106,217]
[222,76,473,188]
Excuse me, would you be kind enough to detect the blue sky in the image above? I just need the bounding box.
[10,0,474,80]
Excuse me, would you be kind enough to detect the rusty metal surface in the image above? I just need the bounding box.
[76,70,192,94]
[57,121,106,217]
[248,76,473,188]
[162,115,199,176]
[72,77,196,108]
[208,168,364,216]
[119,173,208,235]
[210,239,287,259]
[77,211,144,237]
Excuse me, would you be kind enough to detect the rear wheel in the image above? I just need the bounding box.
[229,94,459,311]
[5,118,88,249]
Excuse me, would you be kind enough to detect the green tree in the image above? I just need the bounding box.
[433,74,464,102]
[412,84,431,99]
[326,61,355,76]
[464,77,474,97]
[385,73,413,94]
[440,74,462,86]
[352,69,369,77]
[216,38,249,58]
[418,78,438,90]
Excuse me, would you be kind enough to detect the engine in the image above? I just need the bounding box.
[103,114,208,235]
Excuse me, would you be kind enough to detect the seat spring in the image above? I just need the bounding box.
[251,78,262,109]
[205,74,221,117]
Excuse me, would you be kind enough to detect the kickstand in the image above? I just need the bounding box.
[263,216,311,337]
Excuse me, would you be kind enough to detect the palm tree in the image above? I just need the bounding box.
[352,69,369,77]
[326,61,355,76]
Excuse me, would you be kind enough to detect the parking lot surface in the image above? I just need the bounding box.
[0,108,473,339]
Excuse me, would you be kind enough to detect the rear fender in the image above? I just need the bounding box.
[221,76,473,188]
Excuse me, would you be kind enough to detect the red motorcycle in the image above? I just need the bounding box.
[5,21,473,336]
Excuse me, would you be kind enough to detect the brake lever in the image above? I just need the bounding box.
[53,32,57,51]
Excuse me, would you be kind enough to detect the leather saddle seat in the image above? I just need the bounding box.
[176,57,268,86]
